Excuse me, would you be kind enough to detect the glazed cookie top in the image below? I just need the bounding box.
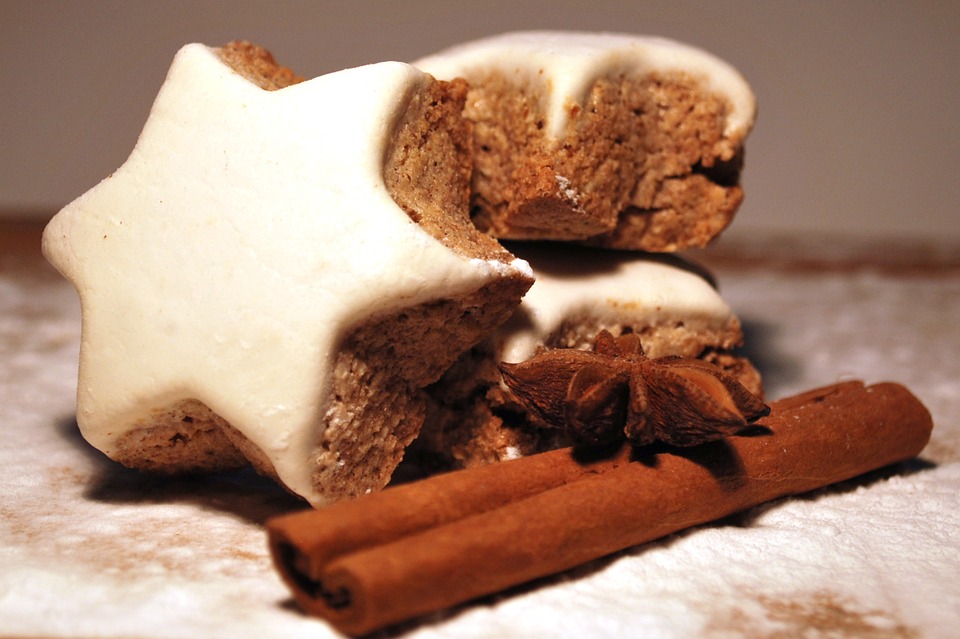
[42,43,530,504]
[494,244,741,364]
[415,30,756,144]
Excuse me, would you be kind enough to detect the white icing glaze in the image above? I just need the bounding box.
[493,245,736,364]
[42,43,529,506]
[414,30,756,141]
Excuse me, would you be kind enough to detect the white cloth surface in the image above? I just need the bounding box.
[2,254,958,638]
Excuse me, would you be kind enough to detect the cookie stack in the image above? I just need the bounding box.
[42,32,758,505]
[411,32,760,468]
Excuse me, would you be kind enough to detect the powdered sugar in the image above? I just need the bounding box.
[2,258,959,638]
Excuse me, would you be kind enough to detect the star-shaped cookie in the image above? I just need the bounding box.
[43,43,531,505]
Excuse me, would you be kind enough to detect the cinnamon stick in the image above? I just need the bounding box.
[267,381,932,635]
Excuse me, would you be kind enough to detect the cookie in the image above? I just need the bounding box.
[414,244,760,469]
[42,42,532,505]
[415,31,757,251]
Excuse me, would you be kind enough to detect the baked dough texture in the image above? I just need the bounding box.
[42,42,532,506]
[43,34,761,504]
[414,31,757,251]
[413,244,761,469]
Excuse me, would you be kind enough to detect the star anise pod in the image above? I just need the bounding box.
[498,330,770,447]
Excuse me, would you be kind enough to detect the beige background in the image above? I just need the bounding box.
[2,0,958,243]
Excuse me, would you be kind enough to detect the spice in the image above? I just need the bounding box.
[267,381,932,636]
[499,330,770,446]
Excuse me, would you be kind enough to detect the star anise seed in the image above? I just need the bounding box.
[565,363,632,446]
[498,349,606,428]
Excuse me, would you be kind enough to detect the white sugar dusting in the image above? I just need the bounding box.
[2,262,959,637]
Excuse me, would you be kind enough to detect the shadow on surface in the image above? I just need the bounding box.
[736,317,804,397]
[56,414,306,525]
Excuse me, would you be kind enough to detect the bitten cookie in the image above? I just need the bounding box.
[414,31,757,251]
[413,243,761,469]
[42,42,532,506]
